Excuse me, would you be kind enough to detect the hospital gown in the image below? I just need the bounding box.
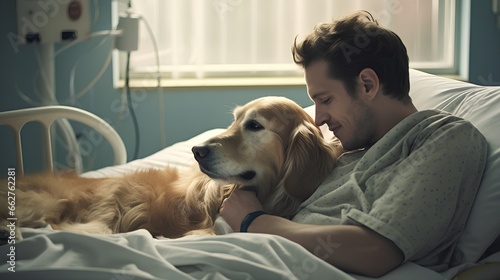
[293,109,488,271]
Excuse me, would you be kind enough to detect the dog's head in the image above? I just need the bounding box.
[192,96,342,216]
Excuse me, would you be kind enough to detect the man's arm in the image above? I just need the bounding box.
[220,190,404,277]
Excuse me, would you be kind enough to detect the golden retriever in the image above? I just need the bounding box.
[0,96,342,241]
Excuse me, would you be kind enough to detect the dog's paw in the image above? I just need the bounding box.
[184,228,216,236]
[23,219,48,229]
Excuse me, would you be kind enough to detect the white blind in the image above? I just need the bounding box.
[125,0,456,81]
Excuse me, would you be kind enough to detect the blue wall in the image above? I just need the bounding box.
[1,0,498,174]
[467,0,500,85]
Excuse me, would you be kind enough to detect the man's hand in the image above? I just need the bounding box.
[218,190,403,277]
[219,189,264,231]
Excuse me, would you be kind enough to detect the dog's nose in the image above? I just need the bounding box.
[192,146,209,160]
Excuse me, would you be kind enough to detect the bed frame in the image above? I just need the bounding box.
[0,105,126,174]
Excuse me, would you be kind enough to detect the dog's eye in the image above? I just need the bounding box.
[245,120,264,131]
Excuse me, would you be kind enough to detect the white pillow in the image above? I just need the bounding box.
[408,69,500,263]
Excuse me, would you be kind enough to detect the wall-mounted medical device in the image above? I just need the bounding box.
[16,0,91,44]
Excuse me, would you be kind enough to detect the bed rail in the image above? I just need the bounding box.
[0,106,127,175]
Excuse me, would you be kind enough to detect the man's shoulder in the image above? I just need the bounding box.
[407,109,488,155]
[409,109,484,137]
[384,109,487,155]
[420,109,484,134]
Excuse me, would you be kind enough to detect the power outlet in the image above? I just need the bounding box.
[16,0,91,44]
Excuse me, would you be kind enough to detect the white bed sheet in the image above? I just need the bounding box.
[3,225,499,279]
[1,227,356,280]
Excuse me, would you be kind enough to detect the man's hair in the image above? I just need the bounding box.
[292,11,410,102]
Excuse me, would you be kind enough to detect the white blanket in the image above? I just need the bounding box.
[0,228,356,280]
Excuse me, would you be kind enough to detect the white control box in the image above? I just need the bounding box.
[16,0,91,44]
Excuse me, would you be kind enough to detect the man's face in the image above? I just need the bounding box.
[305,60,375,151]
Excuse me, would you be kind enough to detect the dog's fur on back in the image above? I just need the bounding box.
[0,96,342,240]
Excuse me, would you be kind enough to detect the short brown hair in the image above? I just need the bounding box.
[292,11,410,102]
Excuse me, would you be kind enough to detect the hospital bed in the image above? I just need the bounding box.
[0,69,499,279]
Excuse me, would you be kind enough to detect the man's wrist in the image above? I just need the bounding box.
[240,210,267,232]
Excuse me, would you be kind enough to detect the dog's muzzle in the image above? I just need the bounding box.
[192,145,256,181]
[192,145,210,161]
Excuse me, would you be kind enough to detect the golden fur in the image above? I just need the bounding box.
[0,96,342,240]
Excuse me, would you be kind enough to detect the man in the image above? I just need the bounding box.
[219,11,487,277]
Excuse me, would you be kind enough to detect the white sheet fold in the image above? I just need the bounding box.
[0,228,355,280]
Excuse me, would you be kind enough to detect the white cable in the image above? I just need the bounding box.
[34,45,84,173]
[13,30,122,173]
[15,31,121,107]
[92,0,99,26]
[67,32,116,103]
[71,40,115,102]
[34,47,57,104]
[135,12,160,85]
[137,12,165,147]
[58,31,117,171]
[15,68,45,106]
[54,118,84,173]
[63,30,119,169]
[15,28,125,172]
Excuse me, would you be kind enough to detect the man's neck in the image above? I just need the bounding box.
[373,97,418,143]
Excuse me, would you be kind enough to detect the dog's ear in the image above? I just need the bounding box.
[280,121,340,201]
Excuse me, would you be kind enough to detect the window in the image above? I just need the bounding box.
[121,0,457,86]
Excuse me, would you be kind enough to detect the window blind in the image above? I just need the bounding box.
[122,0,456,83]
